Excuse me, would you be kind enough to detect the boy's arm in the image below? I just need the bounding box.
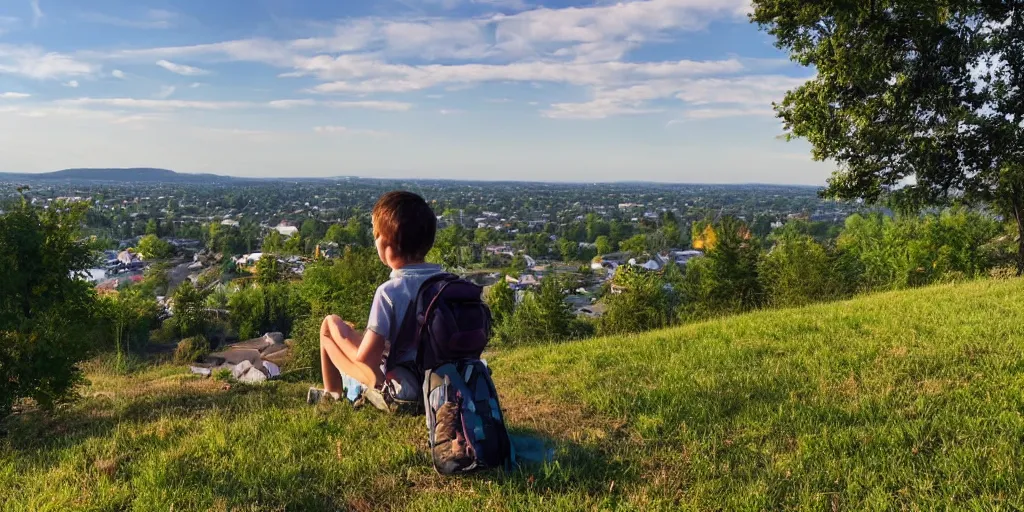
[355,329,386,386]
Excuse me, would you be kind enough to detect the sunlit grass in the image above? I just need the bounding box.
[3,278,1024,510]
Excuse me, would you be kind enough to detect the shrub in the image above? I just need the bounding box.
[759,234,845,308]
[228,282,306,340]
[171,281,209,338]
[0,198,100,416]
[678,217,763,320]
[494,276,575,345]
[137,234,173,260]
[174,335,210,364]
[600,267,672,335]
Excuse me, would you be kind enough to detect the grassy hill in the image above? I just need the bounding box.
[3,278,1024,510]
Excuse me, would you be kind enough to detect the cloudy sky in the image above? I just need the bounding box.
[0,0,831,184]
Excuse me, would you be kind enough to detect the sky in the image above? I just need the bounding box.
[0,0,833,184]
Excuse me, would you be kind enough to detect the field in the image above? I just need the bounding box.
[3,278,1024,510]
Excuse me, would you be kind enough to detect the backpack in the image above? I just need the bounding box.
[385,273,514,474]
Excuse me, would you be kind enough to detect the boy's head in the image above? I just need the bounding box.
[372,191,436,266]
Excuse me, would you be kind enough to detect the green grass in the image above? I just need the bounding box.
[4,278,1024,510]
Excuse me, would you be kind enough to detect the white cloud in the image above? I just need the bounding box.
[81,9,178,29]
[59,97,250,110]
[189,82,202,88]
[30,0,42,28]
[155,85,176,99]
[268,99,412,111]
[675,107,775,120]
[64,80,79,88]
[156,59,209,76]
[0,45,96,79]
[54,97,414,112]
[304,58,743,93]
[543,101,661,119]
[0,92,30,99]
[543,74,808,119]
[313,125,387,136]
[112,69,126,79]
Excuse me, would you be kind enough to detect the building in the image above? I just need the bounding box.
[275,224,299,237]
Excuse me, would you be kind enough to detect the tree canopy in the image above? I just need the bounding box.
[751,0,1024,272]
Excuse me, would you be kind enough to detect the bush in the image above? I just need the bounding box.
[172,281,209,338]
[174,335,210,364]
[150,321,178,345]
[228,282,306,340]
[137,234,173,260]
[678,217,763,320]
[759,234,845,308]
[0,198,100,416]
[494,276,575,345]
[485,277,515,326]
[600,267,672,335]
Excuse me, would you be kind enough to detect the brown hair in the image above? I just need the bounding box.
[372,191,437,261]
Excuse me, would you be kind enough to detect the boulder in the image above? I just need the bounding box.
[231,338,272,350]
[262,348,290,366]
[260,343,286,357]
[238,366,268,384]
[231,360,253,380]
[208,348,261,365]
[263,332,285,344]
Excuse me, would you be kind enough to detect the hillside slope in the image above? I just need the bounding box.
[0,168,235,183]
[3,278,1024,510]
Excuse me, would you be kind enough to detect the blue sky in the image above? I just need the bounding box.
[0,0,831,184]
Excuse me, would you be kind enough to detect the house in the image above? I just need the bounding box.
[236,252,263,266]
[221,219,240,228]
[275,224,299,237]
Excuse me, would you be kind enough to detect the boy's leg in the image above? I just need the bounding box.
[319,315,378,389]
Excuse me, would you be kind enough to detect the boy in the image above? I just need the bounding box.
[307,191,442,410]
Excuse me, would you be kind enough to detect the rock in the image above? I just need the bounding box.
[238,366,268,384]
[231,360,253,380]
[263,332,285,344]
[260,343,286,357]
[231,338,272,350]
[262,348,290,366]
[208,348,261,365]
[189,366,212,377]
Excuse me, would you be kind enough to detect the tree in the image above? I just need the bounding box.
[263,230,284,253]
[0,196,99,416]
[137,234,173,260]
[172,280,208,338]
[559,238,580,262]
[254,254,283,285]
[600,266,672,335]
[595,235,613,256]
[145,218,159,236]
[679,217,763,319]
[485,277,515,326]
[759,233,842,307]
[751,1,1024,274]
[619,234,648,255]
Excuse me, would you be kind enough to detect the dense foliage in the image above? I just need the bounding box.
[751,0,1024,272]
[0,198,99,416]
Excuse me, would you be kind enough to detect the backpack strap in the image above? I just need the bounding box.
[388,273,458,375]
[414,273,460,369]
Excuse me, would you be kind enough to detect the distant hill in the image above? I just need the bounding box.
[0,168,239,184]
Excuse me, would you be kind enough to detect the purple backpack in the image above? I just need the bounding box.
[385,274,513,474]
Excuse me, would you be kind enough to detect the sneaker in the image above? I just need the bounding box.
[361,387,391,412]
[307,387,338,405]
